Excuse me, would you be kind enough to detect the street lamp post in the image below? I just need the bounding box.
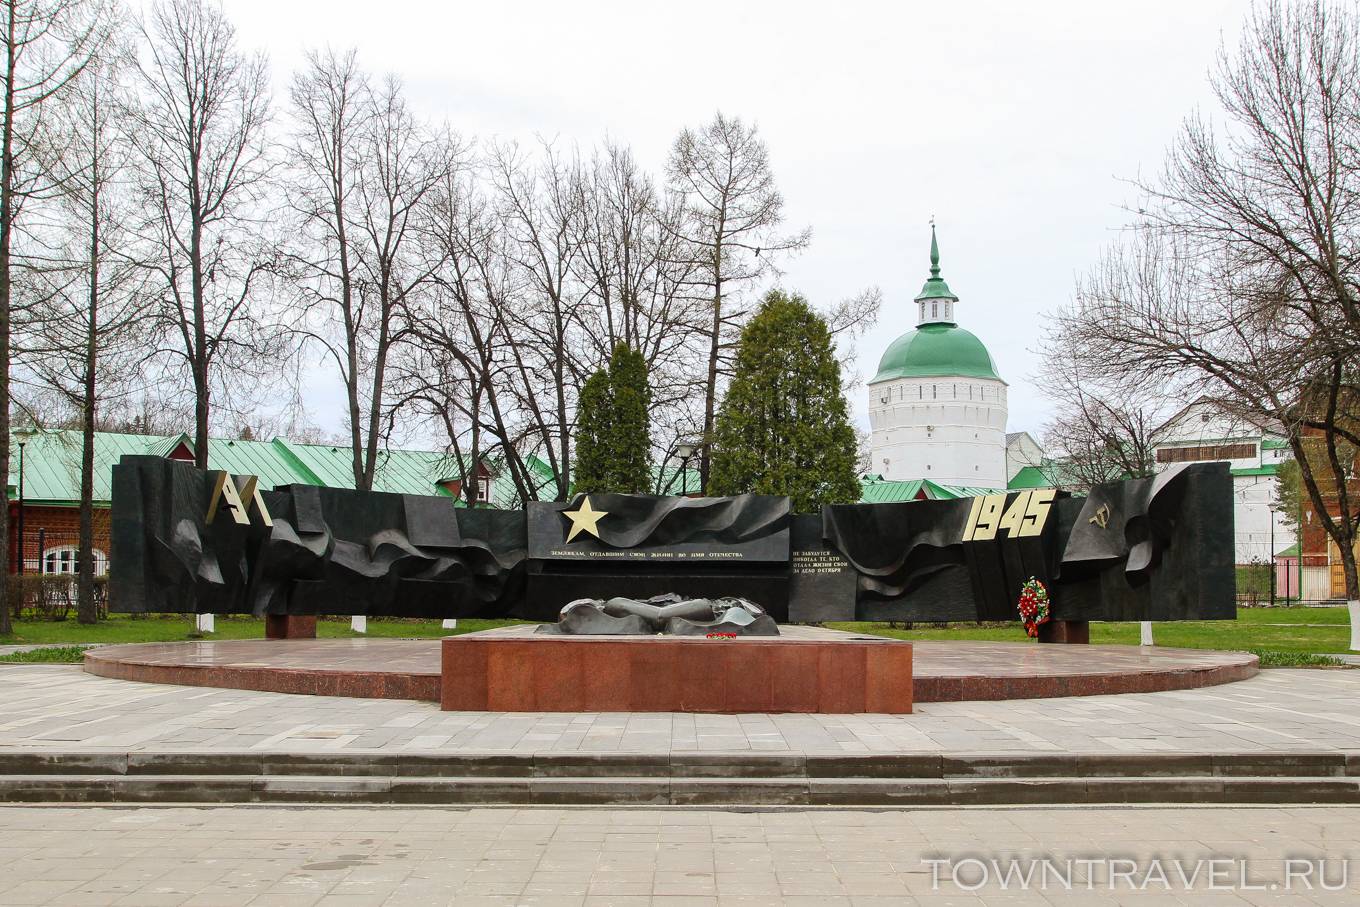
[1269,505,1276,607]
[1298,495,1305,603]
[15,429,31,575]
[674,442,696,497]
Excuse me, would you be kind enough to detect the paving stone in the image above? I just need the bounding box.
[7,665,1360,759]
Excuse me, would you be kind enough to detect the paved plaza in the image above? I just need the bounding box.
[0,803,1356,905]
[2,665,1358,755]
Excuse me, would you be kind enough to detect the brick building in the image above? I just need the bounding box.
[6,430,538,576]
[1294,423,1360,600]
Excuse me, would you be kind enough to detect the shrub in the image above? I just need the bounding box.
[5,575,108,621]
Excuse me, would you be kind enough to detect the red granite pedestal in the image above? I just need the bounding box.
[440,634,914,714]
[82,636,1258,705]
[265,615,317,639]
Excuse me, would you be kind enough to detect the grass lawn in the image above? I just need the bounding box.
[1,606,1353,664]
[830,605,1356,656]
[0,614,531,646]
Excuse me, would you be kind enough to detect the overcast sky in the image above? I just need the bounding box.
[222,0,1248,444]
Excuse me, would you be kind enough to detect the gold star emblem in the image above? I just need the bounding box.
[562,496,608,542]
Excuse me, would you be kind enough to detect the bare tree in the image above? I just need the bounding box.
[22,34,152,623]
[0,0,104,634]
[1061,227,1360,642]
[1055,0,1360,648]
[824,285,882,389]
[397,157,550,506]
[1037,306,1165,490]
[572,142,708,481]
[487,140,592,499]
[287,56,455,490]
[131,0,275,469]
[1141,0,1360,648]
[343,77,455,489]
[286,48,369,479]
[665,112,809,490]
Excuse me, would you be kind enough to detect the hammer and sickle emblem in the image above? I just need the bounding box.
[1089,503,1111,529]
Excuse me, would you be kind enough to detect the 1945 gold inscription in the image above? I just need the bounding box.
[960,489,1054,542]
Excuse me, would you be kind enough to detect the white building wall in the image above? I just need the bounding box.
[1153,400,1296,564]
[867,375,1008,487]
[1005,432,1046,482]
[1233,474,1294,564]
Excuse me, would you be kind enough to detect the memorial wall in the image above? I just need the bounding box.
[109,455,1235,623]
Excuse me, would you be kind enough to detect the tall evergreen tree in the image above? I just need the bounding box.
[709,290,860,511]
[572,368,611,493]
[607,343,652,493]
[573,343,653,493]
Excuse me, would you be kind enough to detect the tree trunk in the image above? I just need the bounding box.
[77,156,100,625]
[699,264,722,493]
[0,6,16,637]
[190,180,208,468]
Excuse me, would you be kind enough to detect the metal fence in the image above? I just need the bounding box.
[12,530,110,578]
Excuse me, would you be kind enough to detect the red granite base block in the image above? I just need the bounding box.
[440,636,914,714]
[265,615,317,639]
[1038,620,1089,644]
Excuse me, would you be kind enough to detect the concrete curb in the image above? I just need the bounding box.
[0,749,1357,805]
[1,749,1356,779]
[0,773,1356,806]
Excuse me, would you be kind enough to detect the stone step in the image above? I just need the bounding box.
[0,773,1356,806]
[1,750,1356,780]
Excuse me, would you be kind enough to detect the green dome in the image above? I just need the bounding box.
[871,323,1003,383]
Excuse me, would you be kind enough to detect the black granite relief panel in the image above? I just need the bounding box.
[797,462,1234,622]
[109,456,260,614]
[110,457,524,618]
[524,493,791,621]
[110,457,1234,623]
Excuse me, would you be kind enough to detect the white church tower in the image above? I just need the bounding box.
[867,226,1008,487]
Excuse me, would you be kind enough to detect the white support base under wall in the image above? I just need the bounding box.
[1140,621,1154,647]
[351,616,366,634]
[442,619,458,630]
[195,614,214,634]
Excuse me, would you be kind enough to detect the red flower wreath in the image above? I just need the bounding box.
[1017,577,1051,638]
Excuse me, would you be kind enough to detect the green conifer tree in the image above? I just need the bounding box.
[709,289,860,511]
[573,368,612,493]
[573,343,653,493]
[608,344,653,493]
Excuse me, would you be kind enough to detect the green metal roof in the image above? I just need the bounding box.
[1007,461,1090,490]
[950,485,1005,498]
[10,430,168,505]
[282,441,458,497]
[858,477,998,504]
[871,323,1002,383]
[10,430,484,506]
[1261,437,1290,450]
[1230,464,1280,477]
[205,439,321,490]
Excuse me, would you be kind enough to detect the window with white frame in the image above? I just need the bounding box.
[42,546,108,576]
[477,477,492,503]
